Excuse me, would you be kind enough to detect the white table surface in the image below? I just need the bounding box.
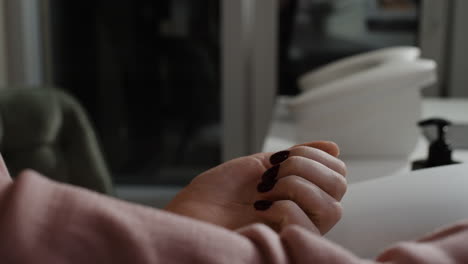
[263,97,468,184]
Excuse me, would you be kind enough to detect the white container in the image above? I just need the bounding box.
[289,48,436,159]
[298,47,421,92]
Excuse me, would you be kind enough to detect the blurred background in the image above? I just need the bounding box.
[0,0,466,192]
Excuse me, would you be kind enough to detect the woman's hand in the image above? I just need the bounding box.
[165,141,347,234]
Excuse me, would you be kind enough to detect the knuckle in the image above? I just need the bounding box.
[324,168,347,200]
[275,200,299,214]
[289,145,309,155]
[280,175,305,186]
[281,155,306,170]
[324,201,343,224]
[276,175,305,199]
[332,172,348,199]
[272,200,300,231]
[285,155,305,164]
[309,197,343,230]
[336,159,347,176]
[331,201,343,222]
[291,146,325,162]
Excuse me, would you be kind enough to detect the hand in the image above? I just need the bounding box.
[165,141,347,234]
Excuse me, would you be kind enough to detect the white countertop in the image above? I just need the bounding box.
[263,97,468,184]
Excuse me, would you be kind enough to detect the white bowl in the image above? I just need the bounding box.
[289,58,436,159]
[299,46,421,92]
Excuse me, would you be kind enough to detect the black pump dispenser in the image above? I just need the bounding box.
[412,118,459,170]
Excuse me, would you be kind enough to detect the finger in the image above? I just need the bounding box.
[288,145,347,176]
[255,141,340,169]
[292,141,340,158]
[273,156,347,201]
[258,175,342,234]
[254,200,320,234]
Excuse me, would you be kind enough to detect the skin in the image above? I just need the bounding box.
[165,141,347,234]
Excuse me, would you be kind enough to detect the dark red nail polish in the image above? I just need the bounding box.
[257,179,277,193]
[254,200,273,211]
[262,164,280,182]
[270,150,290,165]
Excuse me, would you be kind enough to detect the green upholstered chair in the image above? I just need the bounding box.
[0,88,113,195]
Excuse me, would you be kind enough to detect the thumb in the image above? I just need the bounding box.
[292,141,340,158]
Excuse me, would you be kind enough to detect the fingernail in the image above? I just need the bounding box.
[262,164,280,182]
[270,150,290,165]
[257,179,277,193]
[254,200,274,211]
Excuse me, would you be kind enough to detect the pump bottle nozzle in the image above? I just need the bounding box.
[412,118,459,170]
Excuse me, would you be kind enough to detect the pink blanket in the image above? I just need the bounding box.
[0,157,467,263]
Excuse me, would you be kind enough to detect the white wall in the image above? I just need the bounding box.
[419,0,450,97]
[3,0,43,87]
[222,0,278,161]
[420,0,468,98]
[0,0,8,87]
[449,0,468,97]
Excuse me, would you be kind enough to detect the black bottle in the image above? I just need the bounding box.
[412,118,460,170]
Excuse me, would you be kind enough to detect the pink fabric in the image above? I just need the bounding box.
[0,156,467,263]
